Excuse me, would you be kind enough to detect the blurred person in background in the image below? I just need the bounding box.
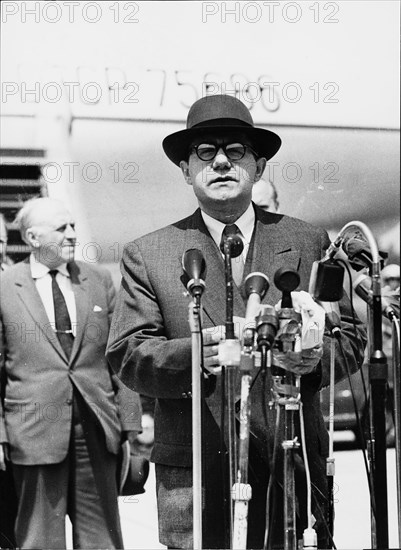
[0,198,142,549]
[0,214,12,270]
[0,213,18,549]
[381,263,399,446]
[251,177,280,213]
[381,263,400,293]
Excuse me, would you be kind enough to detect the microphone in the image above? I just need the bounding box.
[182,249,206,298]
[309,258,344,302]
[243,272,270,346]
[244,272,270,322]
[220,230,244,340]
[256,305,279,349]
[272,267,302,374]
[342,236,387,271]
[274,267,300,308]
[354,273,399,321]
[220,233,244,258]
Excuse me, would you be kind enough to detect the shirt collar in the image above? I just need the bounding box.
[30,254,70,279]
[201,202,255,248]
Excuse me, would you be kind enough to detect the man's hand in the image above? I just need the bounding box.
[276,290,325,350]
[0,442,9,471]
[202,319,245,374]
[273,290,325,375]
[202,325,225,374]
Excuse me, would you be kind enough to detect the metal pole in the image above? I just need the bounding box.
[392,317,401,545]
[282,375,299,550]
[189,299,203,550]
[227,363,238,544]
[326,338,336,542]
[368,264,389,548]
[232,348,254,549]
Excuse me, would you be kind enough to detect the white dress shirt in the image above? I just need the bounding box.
[30,254,77,336]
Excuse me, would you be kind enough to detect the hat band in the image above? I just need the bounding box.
[189,118,253,130]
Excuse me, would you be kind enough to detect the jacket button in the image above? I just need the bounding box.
[181,392,187,398]
[66,399,73,405]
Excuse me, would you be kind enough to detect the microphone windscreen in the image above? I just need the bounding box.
[274,267,300,293]
[182,249,206,281]
[230,235,244,258]
[343,237,387,270]
[220,234,244,258]
[343,237,371,260]
[244,272,270,299]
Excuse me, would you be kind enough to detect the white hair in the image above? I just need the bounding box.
[14,197,66,244]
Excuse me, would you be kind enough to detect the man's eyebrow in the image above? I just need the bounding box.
[54,222,75,231]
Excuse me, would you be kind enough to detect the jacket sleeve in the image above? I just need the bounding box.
[307,230,368,390]
[0,310,8,443]
[103,265,143,432]
[106,242,195,400]
[111,371,143,432]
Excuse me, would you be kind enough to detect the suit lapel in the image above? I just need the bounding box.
[15,261,67,361]
[243,205,302,305]
[68,262,90,365]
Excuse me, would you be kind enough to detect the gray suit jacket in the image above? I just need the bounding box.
[107,205,366,472]
[0,259,142,465]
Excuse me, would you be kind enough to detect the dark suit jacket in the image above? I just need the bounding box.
[107,205,366,475]
[0,259,142,465]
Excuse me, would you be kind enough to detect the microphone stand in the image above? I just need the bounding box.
[272,268,304,550]
[219,238,242,547]
[327,220,389,548]
[188,294,203,550]
[182,249,206,550]
[316,303,342,543]
[326,337,336,541]
[231,273,272,549]
[272,307,302,550]
[232,325,255,550]
[371,283,389,548]
[391,315,401,544]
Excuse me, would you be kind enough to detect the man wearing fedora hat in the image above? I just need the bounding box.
[107,94,366,548]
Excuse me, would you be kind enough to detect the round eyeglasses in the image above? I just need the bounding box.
[192,142,257,162]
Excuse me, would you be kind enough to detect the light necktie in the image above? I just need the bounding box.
[49,270,74,359]
[220,224,244,287]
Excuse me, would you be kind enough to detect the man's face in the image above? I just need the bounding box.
[27,202,77,268]
[252,178,279,213]
[180,132,266,216]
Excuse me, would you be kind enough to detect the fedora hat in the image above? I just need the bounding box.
[118,440,150,496]
[162,94,281,166]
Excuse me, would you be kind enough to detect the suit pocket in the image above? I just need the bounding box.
[272,250,301,273]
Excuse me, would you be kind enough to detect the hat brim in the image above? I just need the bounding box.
[162,125,281,166]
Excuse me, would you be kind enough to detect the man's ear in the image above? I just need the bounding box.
[180,160,192,185]
[25,227,39,248]
[254,157,267,182]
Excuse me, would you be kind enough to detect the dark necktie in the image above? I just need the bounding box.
[220,224,244,287]
[49,270,74,359]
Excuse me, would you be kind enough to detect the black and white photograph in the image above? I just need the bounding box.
[0,1,399,549]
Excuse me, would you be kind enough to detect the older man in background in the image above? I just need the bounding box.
[0,213,17,549]
[0,198,142,549]
[252,178,280,213]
